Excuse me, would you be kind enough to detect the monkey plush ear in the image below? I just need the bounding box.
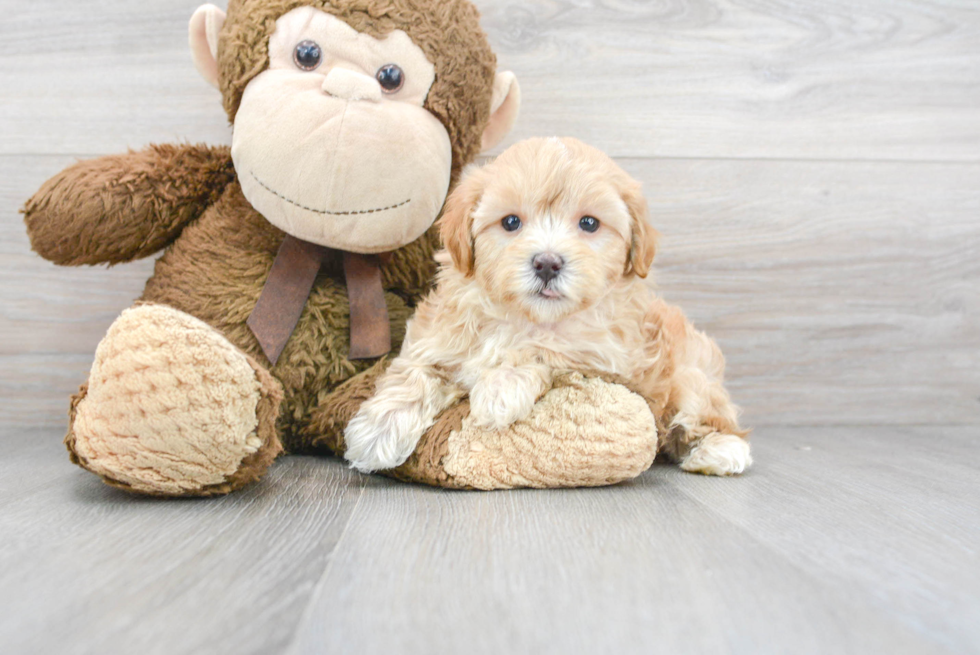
[481,72,521,152]
[189,4,227,89]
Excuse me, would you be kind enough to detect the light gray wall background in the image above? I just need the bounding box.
[2,0,978,430]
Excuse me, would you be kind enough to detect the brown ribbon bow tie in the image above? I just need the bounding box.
[247,234,392,366]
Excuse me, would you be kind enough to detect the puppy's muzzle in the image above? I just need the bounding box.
[532,252,564,284]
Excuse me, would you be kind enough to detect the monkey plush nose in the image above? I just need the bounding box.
[532,253,564,284]
[322,67,382,103]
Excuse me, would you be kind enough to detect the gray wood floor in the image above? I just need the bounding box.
[2,426,978,654]
[1,0,978,653]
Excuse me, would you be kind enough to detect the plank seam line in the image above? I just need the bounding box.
[4,154,980,166]
[478,154,980,166]
[746,422,980,429]
[659,473,968,653]
[625,156,980,166]
[283,479,366,654]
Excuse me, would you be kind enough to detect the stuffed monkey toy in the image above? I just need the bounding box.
[23,0,660,496]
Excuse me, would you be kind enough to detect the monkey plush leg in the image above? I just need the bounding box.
[66,304,283,496]
[307,370,658,489]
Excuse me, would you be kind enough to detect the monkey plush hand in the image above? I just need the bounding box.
[22,0,659,496]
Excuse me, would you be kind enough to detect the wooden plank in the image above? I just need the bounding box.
[668,425,980,654]
[1,1,978,160]
[4,155,978,428]
[0,0,231,155]
[0,155,154,357]
[475,0,980,161]
[0,427,365,655]
[1,427,976,654]
[284,426,978,655]
[629,158,980,427]
[0,155,156,430]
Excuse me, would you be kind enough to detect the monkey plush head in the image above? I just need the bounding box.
[189,0,520,254]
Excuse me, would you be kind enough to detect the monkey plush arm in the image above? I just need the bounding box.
[23,144,235,266]
[305,364,659,490]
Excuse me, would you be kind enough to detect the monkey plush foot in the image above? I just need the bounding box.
[66,304,283,496]
[392,372,659,490]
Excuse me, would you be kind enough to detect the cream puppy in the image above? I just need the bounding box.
[344,137,751,476]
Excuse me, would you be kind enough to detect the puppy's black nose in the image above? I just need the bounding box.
[532,252,564,284]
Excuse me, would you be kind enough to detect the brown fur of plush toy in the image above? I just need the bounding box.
[23,0,661,496]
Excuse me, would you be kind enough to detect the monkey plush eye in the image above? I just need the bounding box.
[501,215,522,232]
[293,41,322,71]
[376,64,405,93]
[579,216,600,233]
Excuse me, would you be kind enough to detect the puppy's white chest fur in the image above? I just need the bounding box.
[418,278,653,392]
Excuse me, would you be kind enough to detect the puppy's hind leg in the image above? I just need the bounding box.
[344,361,461,473]
[662,329,751,477]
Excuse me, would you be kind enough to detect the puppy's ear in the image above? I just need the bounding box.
[439,167,486,277]
[621,181,659,278]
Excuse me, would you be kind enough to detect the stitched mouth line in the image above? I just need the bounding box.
[250,171,411,216]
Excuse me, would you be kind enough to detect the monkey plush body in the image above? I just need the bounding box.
[23,0,660,496]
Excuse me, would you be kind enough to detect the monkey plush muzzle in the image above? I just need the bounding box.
[233,7,453,254]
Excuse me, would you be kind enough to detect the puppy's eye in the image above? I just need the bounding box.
[376,64,405,93]
[294,41,322,71]
[501,215,522,232]
[579,216,600,233]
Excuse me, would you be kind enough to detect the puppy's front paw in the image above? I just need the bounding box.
[469,373,538,431]
[680,432,752,476]
[344,405,425,473]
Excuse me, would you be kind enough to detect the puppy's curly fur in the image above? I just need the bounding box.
[345,137,751,476]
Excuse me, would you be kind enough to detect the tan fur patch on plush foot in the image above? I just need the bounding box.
[442,373,658,490]
[69,304,281,495]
